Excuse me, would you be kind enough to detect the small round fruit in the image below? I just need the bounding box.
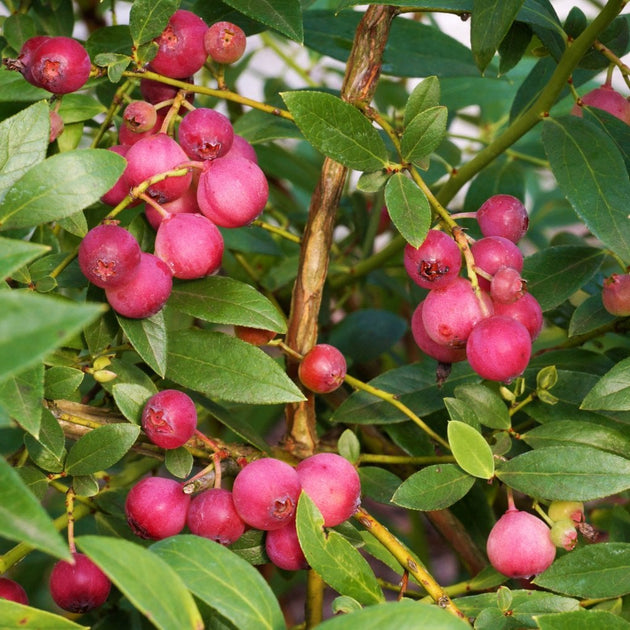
[296,453,361,527]
[123,100,158,133]
[493,292,544,341]
[177,107,234,161]
[139,76,195,110]
[105,252,173,319]
[232,458,301,531]
[29,37,91,94]
[466,315,531,382]
[486,508,556,579]
[0,577,28,605]
[476,194,529,243]
[142,389,197,449]
[410,301,467,364]
[550,518,578,551]
[234,325,277,346]
[298,344,347,394]
[403,229,462,290]
[145,184,199,230]
[49,110,64,143]
[548,500,584,525]
[490,266,526,304]
[49,552,111,613]
[204,21,247,64]
[265,520,309,571]
[187,488,246,545]
[471,236,524,291]
[602,273,630,316]
[16,36,51,84]
[571,84,630,124]
[224,134,258,163]
[78,224,141,289]
[125,476,191,540]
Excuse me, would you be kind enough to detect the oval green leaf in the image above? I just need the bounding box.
[404,76,440,125]
[0,599,86,629]
[581,356,630,411]
[152,535,285,630]
[0,363,43,437]
[536,610,630,629]
[65,423,141,476]
[392,463,475,511]
[129,0,178,46]
[384,172,431,248]
[454,383,511,430]
[223,0,303,42]
[0,237,48,279]
[76,535,203,630]
[118,311,168,378]
[401,105,448,165]
[281,90,388,172]
[112,382,156,425]
[447,421,495,479]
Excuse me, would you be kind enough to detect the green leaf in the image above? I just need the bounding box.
[296,493,384,606]
[164,447,193,479]
[522,246,605,311]
[543,116,630,263]
[453,383,511,430]
[72,474,100,497]
[358,466,401,504]
[496,446,630,501]
[223,0,303,42]
[534,543,630,598]
[536,610,630,629]
[392,464,475,511]
[152,535,286,630]
[568,292,616,337]
[57,94,107,124]
[0,237,48,279]
[118,311,168,378]
[0,100,49,202]
[44,366,84,400]
[24,408,66,473]
[581,357,630,411]
[447,421,495,479]
[0,455,70,560]
[169,276,286,333]
[404,76,441,125]
[384,173,431,248]
[281,90,388,171]
[471,0,525,74]
[0,362,43,437]
[0,291,103,384]
[112,382,156,424]
[129,0,179,47]
[166,330,305,404]
[401,106,448,166]
[65,423,141,475]
[0,599,87,629]
[76,535,203,630]
[0,149,126,231]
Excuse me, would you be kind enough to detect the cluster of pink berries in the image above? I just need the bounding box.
[124,452,361,572]
[406,194,543,383]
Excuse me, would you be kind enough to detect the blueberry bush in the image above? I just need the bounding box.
[1,0,630,628]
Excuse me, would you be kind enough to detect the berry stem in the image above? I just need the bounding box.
[506,487,516,511]
[65,488,77,553]
[533,501,555,526]
[359,454,456,465]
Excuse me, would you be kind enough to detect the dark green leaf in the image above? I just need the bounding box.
[337,1,472,9]
[76,535,203,630]
[454,383,511,430]
[581,357,630,411]
[57,94,106,124]
[522,246,605,311]
[166,330,305,404]
[534,543,630,598]
[24,408,66,472]
[448,421,495,479]
[296,493,384,606]
[498,21,532,76]
[72,474,100,497]
[542,116,630,263]
[281,90,388,171]
[0,237,48,280]
[0,599,86,628]
[0,149,126,230]
[471,0,525,74]
[223,0,303,42]
[2,13,37,51]
[234,109,302,143]
[152,535,286,630]
[118,311,168,378]
[568,293,616,337]
[164,447,193,478]
[404,76,441,126]
[537,610,630,629]
[463,156,526,213]
[112,383,156,424]
[44,366,84,400]
[0,362,43,436]
[0,455,70,560]
[358,466,401,504]
[86,24,134,57]
[401,106,448,165]
[65,423,141,475]
[392,463,475,510]
[17,465,49,501]
[170,276,286,333]
[384,173,431,248]
[129,0,179,47]
[496,446,630,500]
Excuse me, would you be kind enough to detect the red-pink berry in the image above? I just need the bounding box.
[142,389,197,449]
[118,111,165,146]
[0,577,28,605]
[296,453,361,527]
[403,229,462,290]
[49,110,64,143]
[471,236,524,291]
[123,100,158,133]
[486,508,556,578]
[232,458,301,531]
[265,520,309,571]
[16,36,51,84]
[204,21,247,65]
[224,134,258,163]
[602,273,630,316]
[178,108,234,161]
[493,292,543,340]
[571,84,630,124]
[298,344,347,394]
[125,476,190,540]
[411,300,467,364]
[187,488,246,545]
[476,194,529,243]
[49,552,111,613]
[29,36,91,94]
[145,184,200,230]
[490,266,526,304]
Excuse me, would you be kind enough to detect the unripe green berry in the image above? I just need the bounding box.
[548,500,584,525]
[550,518,578,551]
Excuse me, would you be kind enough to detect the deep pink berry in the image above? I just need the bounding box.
[224,134,258,163]
[232,458,301,531]
[49,110,64,143]
[204,21,247,65]
[187,488,246,545]
[298,344,347,394]
[571,83,630,124]
[141,389,197,449]
[16,36,51,84]
[0,577,28,605]
[49,552,111,613]
[490,266,526,304]
[29,36,91,94]
[125,476,190,540]
[403,229,462,290]
[265,520,309,571]
[466,315,531,382]
[145,185,200,230]
[78,223,141,289]
[123,100,158,133]
[100,145,143,207]
[411,300,467,364]
[487,508,556,578]
[602,273,630,316]
[118,111,165,146]
[177,108,234,161]
[139,76,195,111]
[476,194,529,243]
[296,453,361,527]
[471,236,524,291]
[105,252,173,319]
[493,292,543,340]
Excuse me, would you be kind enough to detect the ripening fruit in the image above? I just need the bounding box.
[140,76,195,111]
[549,518,578,551]
[49,553,111,613]
[224,134,258,163]
[490,266,526,304]
[265,520,309,571]
[16,36,51,84]
[403,229,462,290]
[28,36,91,94]
[204,21,247,64]
[123,100,158,133]
[296,453,361,527]
[141,389,197,449]
[476,194,529,243]
[0,577,28,605]
[145,184,200,230]
[602,273,630,316]
[493,292,544,341]
[125,476,191,540]
[118,111,164,146]
[298,344,347,394]
[177,108,234,161]
[410,300,467,364]
[187,488,246,545]
[486,508,556,578]
[548,500,584,525]
[571,83,630,125]
[471,236,524,291]
[49,110,64,143]
[232,458,301,531]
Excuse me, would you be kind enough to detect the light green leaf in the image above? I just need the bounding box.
[447,421,495,479]
[0,599,87,629]
[112,382,156,424]
[401,105,448,165]
[0,362,43,437]
[536,610,630,629]
[44,366,84,400]
[454,383,511,430]
[164,447,193,478]
[384,173,431,248]
[129,0,179,46]
[0,237,49,280]
[24,408,66,473]
[118,311,168,378]
[404,76,441,125]
[581,356,630,411]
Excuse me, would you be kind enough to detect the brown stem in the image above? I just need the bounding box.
[283,5,397,458]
